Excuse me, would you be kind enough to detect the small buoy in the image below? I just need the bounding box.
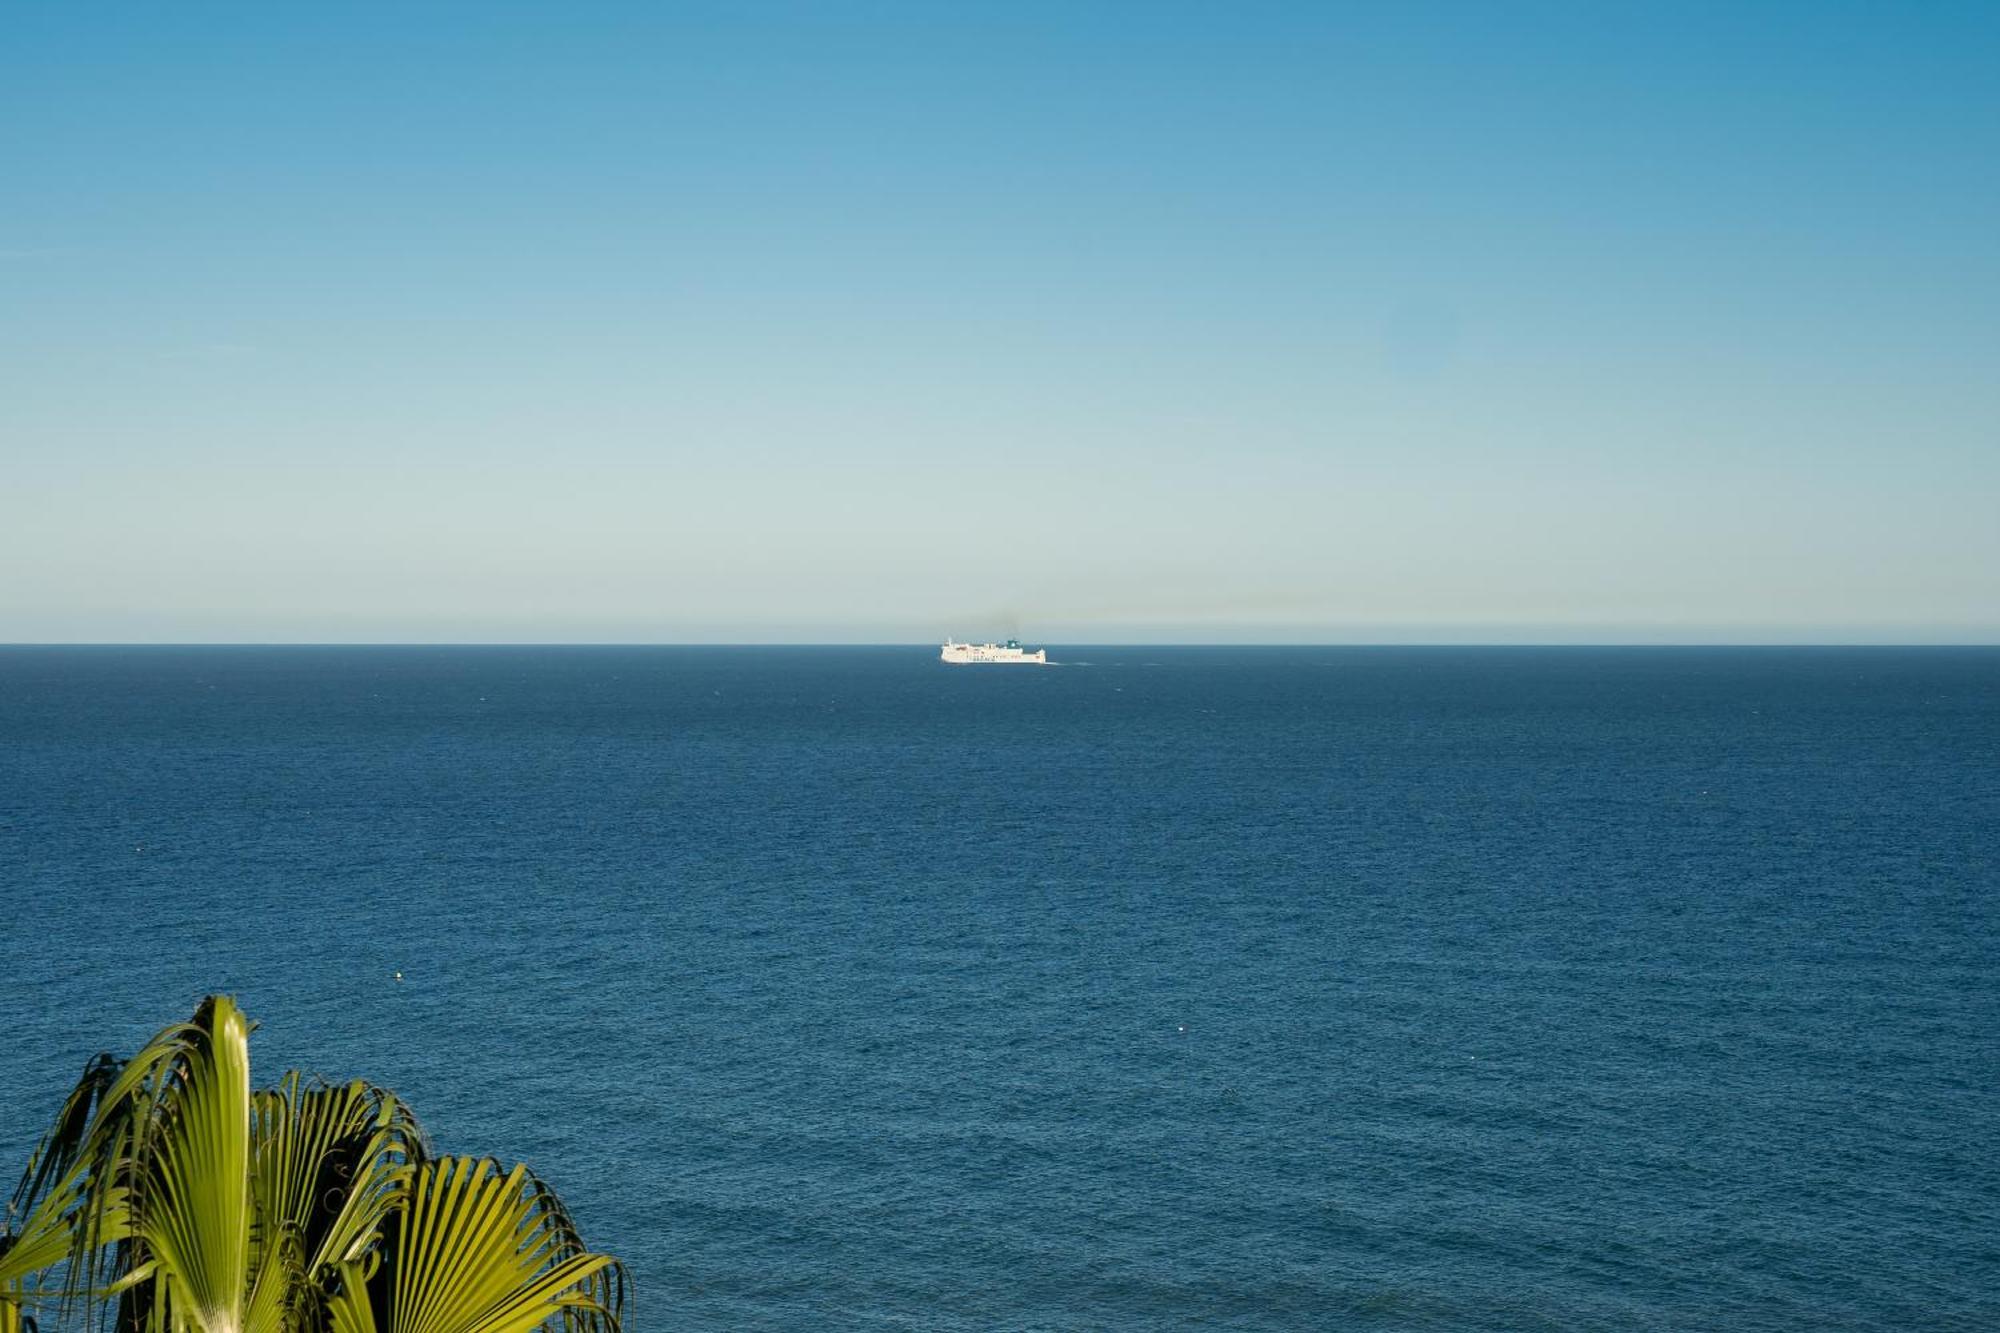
[393,971,403,981]
[1178,1026,1186,1033]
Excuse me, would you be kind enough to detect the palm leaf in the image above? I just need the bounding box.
[2,1056,132,1314]
[121,995,254,1333]
[251,1074,424,1281]
[328,1159,622,1333]
[6,1000,627,1333]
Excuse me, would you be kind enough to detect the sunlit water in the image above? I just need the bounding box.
[2,646,1996,1330]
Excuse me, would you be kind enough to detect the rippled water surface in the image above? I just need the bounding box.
[2,646,1996,1329]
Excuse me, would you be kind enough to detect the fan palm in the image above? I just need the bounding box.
[0,997,623,1333]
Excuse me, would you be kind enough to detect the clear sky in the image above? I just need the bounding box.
[4,2,1996,643]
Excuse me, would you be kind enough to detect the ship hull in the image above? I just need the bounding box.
[941,641,1048,665]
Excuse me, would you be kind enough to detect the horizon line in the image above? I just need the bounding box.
[5,641,1999,650]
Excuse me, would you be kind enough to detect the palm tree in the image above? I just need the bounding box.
[0,997,623,1333]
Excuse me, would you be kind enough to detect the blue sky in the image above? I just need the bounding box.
[4,2,1996,642]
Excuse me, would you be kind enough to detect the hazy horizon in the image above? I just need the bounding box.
[6,628,1998,647]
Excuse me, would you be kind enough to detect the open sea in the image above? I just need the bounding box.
[1,645,1996,1330]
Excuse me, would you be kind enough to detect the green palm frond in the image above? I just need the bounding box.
[251,1074,424,1279]
[0,1171,132,1289]
[4,999,625,1333]
[128,995,254,1333]
[327,1159,622,1333]
[6,1054,120,1241]
[241,1221,301,1333]
[2,1055,131,1309]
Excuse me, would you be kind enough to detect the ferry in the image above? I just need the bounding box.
[941,638,1048,665]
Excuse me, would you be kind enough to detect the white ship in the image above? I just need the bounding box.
[941,637,1048,665]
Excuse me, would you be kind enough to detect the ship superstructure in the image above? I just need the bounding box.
[941,638,1048,665]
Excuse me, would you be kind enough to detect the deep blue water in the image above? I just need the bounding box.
[2,646,1997,1330]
